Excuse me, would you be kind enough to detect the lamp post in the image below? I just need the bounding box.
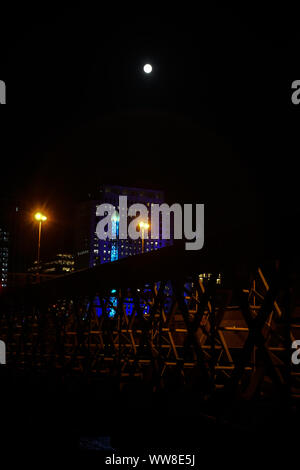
[34,212,47,271]
[139,221,150,254]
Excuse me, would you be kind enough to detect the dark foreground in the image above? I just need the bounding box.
[0,366,298,467]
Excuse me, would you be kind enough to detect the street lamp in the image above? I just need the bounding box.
[34,212,47,271]
[138,221,150,254]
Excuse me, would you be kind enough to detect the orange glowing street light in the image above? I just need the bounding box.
[34,212,47,222]
[34,212,47,269]
[138,221,150,253]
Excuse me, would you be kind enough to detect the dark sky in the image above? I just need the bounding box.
[1,5,300,263]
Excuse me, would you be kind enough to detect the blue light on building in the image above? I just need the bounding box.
[75,185,173,271]
[109,213,119,317]
[94,296,102,317]
[110,211,119,263]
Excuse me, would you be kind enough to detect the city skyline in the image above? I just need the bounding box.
[0,5,300,462]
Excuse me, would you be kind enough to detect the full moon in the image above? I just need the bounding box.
[143,64,152,74]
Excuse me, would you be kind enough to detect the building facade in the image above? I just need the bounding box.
[28,253,75,275]
[0,199,27,280]
[75,185,172,270]
[0,227,9,290]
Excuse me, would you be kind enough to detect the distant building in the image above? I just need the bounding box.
[0,199,27,277]
[199,273,222,285]
[75,185,172,270]
[0,227,9,290]
[28,253,75,275]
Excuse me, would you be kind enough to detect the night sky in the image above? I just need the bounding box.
[1,5,300,265]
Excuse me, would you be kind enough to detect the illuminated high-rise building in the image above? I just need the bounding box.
[0,200,27,281]
[0,227,9,290]
[75,185,172,270]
